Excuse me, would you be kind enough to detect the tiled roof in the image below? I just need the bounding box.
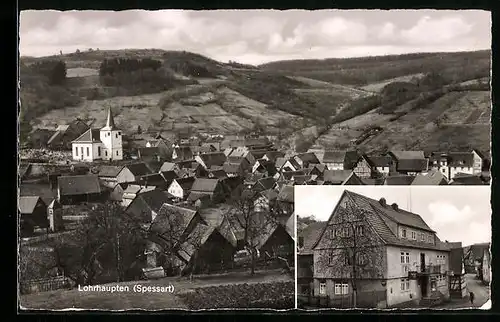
[397,159,428,172]
[176,159,198,169]
[191,178,220,193]
[161,170,178,182]
[223,163,240,174]
[160,162,177,172]
[366,155,393,167]
[296,152,320,164]
[175,177,196,190]
[293,175,314,185]
[244,173,265,185]
[209,169,228,179]
[411,170,448,185]
[384,175,415,185]
[125,162,153,177]
[322,151,346,164]
[198,152,227,168]
[448,152,475,167]
[18,196,44,214]
[259,189,279,201]
[72,129,102,143]
[138,147,160,157]
[126,190,172,220]
[277,185,294,203]
[284,158,301,170]
[98,165,124,178]
[344,150,360,170]
[253,177,276,192]
[57,175,101,196]
[450,174,485,185]
[323,170,353,184]
[390,150,425,160]
[299,221,327,255]
[275,157,287,169]
[264,151,285,162]
[187,191,212,202]
[281,170,305,180]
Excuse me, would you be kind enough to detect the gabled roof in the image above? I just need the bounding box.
[191,178,220,193]
[18,196,45,214]
[313,190,446,252]
[125,190,172,220]
[389,150,426,160]
[277,185,294,203]
[264,151,285,162]
[98,165,124,178]
[384,175,415,185]
[308,163,327,173]
[208,168,228,179]
[411,170,448,185]
[323,170,354,184]
[299,221,327,255]
[57,175,101,196]
[173,177,196,190]
[281,170,305,181]
[72,129,102,143]
[138,147,160,157]
[366,155,393,168]
[450,174,485,185]
[293,175,315,185]
[344,150,361,170]
[222,163,240,174]
[137,173,167,186]
[397,159,428,172]
[154,203,198,231]
[322,151,346,164]
[244,172,265,186]
[160,162,177,172]
[176,159,199,169]
[348,191,434,232]
[198,152,227,168]
[259,189,279,201]
[253,177,276,192]
[125,162,153,177]
[283,158,301,170]
[275,157,287,169]
[448,152,475,167]
[295,152,320,164]
[227,156,247,164]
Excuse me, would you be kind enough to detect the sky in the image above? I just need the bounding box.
[295,186,491,247]
[19,10,491,65]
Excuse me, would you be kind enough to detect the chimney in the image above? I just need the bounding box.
[391,203,399,211]
[379,198,387,206]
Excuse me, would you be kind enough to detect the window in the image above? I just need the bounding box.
[334,283,349,295]
[357,254,367,265]
[98,147,101,156]
[116,150,119,156]
[344,254,352,266]
[405,252,410,264]
[401,252,405,264]
[328,252,335,265]
[428,235,433,243]
[75,147,78,156]
[81,147,83,155]
[420,233,425,241]
[118,132,121,136]
[411,231,416,240]
[402,228,407,238]
[331,228,336,239]
[401,278,410,292]
[355,225,364,236]
[319,283,326,295]
[105,151,108,156]
[86,147,89,156]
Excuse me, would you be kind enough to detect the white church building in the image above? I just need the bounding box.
[71,108,123,162]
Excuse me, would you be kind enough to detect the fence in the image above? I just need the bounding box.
[20,276,73,295]
[298,290,387,309]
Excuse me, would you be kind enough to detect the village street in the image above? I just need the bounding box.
[433,274,490,309]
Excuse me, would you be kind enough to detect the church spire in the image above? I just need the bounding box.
[102,107,118,131]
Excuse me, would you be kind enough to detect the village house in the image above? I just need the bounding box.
[136,173,168,189]
[305,164,327,180]
[187,178,227,205]
[463,243,490,277]
[322,170,364,185]
[97,165,125,188]
[113,162,154,184]
[57,175,103,205]
[351,155,372,179]
[279,158,301,173]
[137,147,162,163]
[167,177,196,201]
[172,145,194,161]
[48,119,90,150]
[312,191,451,308]
[109,183,127,202]
[252,159,277,177]
[159,162,179,174]
[195,152,227,171]
[223,156,251,177]
[158,170,179,188]
[262,151,285,164]
[294,152,321,169]
[125,189,173,222]
[322,151,347,170]
[201,141,221,152]
[449,173,487,185]
[428,150,485,180]
[254,189,279,213]
[259,214,295,263]
[388,151,428,175]
[207,168,228,179]
[18,196,50,236]
[411,170,448,185]
[71,108,123,162]
[298,222,327,299]
[120,184,157,208]
[145,137,172,159]
[276,185,294,216]
[252,177,277,193]
[365,155,393,177]
[446,242,467,299]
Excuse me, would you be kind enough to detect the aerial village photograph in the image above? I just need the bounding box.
[295,185,491,309]
[18,8,491,310]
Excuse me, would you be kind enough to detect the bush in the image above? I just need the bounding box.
[178,281,294,309]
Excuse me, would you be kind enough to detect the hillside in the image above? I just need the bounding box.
[20,49,491,154]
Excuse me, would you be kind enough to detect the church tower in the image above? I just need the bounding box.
[100,108,123,160]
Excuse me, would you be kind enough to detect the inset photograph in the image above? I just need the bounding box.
[296,185,490,309]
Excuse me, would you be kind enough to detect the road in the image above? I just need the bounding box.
[434,274,490,309]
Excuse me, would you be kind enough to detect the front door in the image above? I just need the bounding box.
[420,253,425,272]
[421,276,428,297]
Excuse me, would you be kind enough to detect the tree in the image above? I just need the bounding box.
[315,193,385,308]
[50,202,147,285]
[224,187,281,275]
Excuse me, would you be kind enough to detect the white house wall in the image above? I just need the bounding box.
[116,168,136,184]
[385,246,450,279]
[167,180,184,199]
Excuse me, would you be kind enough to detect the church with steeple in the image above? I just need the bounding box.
[71,108,123,162]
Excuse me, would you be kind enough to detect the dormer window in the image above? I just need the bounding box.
[402,228,407,238]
